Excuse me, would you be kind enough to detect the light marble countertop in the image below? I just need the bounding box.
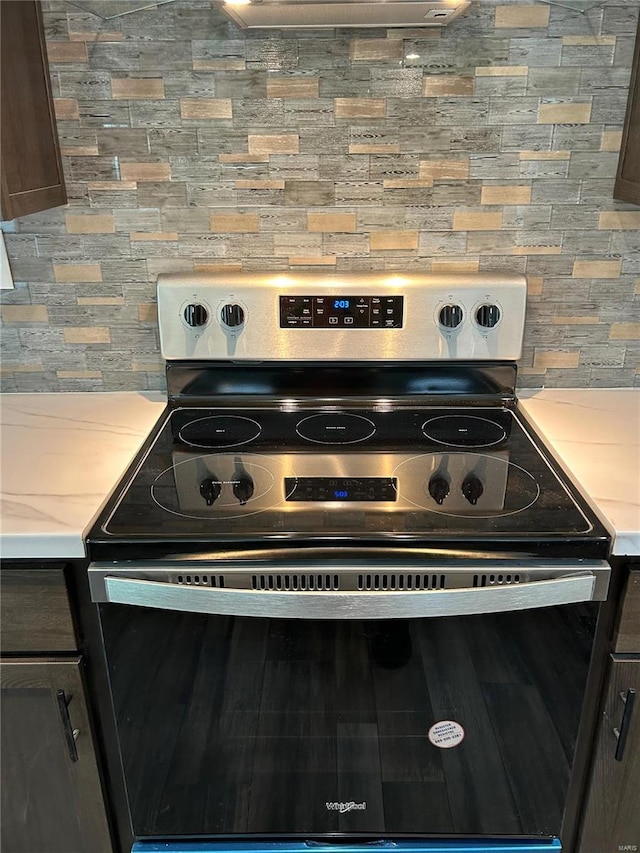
[0,392,166,560]
[0,388,638,560]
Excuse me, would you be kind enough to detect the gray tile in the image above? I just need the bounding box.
[418,231,467,255]
[526,67,581,96]
[187,184,239,206]
[488,96,540,125]
[114,208,162,232]
[531,180,581,204]
[552,124,603,151]
[139,41,194,70]
[436,97,490,126]
[79,102,131,128]
[500,125,553,152]
[284,181,335,206]
[591,90,633,124]
[88,42,141,70]
[335,182,385,204]
[135,180,187,208]
[163,71,216,98]
[568,152,620,180]
[213,71,267,99]
[561,43,616,67]
[98,129,151,157]
[509,38,562,67]
[130,100,182,128]
[59,71,112,100]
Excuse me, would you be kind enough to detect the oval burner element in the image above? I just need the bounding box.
[178,415,262,449]
[296,413,376,445]
[422,415,506,448]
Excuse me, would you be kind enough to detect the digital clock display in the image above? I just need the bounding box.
[333,300,350,309]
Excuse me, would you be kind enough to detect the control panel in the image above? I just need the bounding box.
[285,477,398,501]
[157,272,527,361]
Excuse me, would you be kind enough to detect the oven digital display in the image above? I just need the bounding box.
[285,477,397,502]
[280,295,404,329]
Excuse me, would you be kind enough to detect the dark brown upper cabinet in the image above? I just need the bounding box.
[0,1,67,220]
[614,16,640,205]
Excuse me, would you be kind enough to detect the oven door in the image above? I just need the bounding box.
[89,557,609,846]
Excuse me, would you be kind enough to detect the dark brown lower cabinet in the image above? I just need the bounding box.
[577,654,640,853]
[0,657,112,853]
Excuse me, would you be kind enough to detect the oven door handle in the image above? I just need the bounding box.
[97,572,601,619]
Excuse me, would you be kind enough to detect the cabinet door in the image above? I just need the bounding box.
[578,655,640,853]
[614,16,640,205]
[0,1,67,219]
[0,658,112,853]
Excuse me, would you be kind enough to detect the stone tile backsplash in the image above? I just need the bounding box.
[1,0,639,391]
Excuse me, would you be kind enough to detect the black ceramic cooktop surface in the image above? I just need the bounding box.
[89,406,608,553]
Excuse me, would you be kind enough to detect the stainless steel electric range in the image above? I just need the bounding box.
[85,273,612,853]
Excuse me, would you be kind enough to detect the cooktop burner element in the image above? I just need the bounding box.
[422,414,507,448]
[296,412,376,444]
[178,415,262,449]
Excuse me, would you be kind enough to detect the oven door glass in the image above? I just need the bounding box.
[98,600,596,841]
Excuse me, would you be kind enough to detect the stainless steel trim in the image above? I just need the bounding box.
[90,561,610,619]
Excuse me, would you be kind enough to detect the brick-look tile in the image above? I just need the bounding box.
[180,99,233,119]
[120,162,171,182]
[289,257,337,266]
[610,324,640,340]
[527,277,544,295]
[350,144,401,154]
[63,327,111,344]
[112,78,165,99]
[53,263,103,282]
[349,38,404,62]
[601,130,623,151]
[551,315,599,325]
[220,153,270,163]
[65,214,115,234]
[422,77,474,97]
[57,370,103,379]
[533,350,580,368]
[431,260,480,273]
[537,102,592,124]
[68,31,123,42]
[495,5,550,28]
[370,231,419,250]
[419,159,469,180]
[194,262,244,273]
[481,186,532,205]
[307,213,357,232]
[383,179,434,188]
[475,66,528,77]
[45,41,88,63]
[598,211,640,230]
[334,98,386,119]
[562,36,617,46]
[138,304,158,323]
[453,212,503,231]
[1,306,49,323]
[235,180,286,190]
[266,78,320,98]
[210,213,260,233]
[77,297,125,306]
[131,232,179,241]
[54,98,79,120]
[247,135,299,155]
[572,260,622,278]
[519,151,571,160]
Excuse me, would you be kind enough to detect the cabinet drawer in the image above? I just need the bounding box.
[615,570,640,653]
[0,570,76,653]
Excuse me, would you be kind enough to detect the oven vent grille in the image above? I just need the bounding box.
[358,573,446,591]
[473,573,521,587]
[175,574,225,587]
[252,574,340,591]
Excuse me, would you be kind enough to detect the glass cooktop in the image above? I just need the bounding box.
[90,406,606,551]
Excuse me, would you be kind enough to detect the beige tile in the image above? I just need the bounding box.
[636,278,640,296]
[0,363,43,375]
[54,263,103,282]
[289,257,337,266]
[193,59,246,71]
[219,153,270,163]
[1,305,48,323]
[610,323,640,340]
[307,212,357,232]
[598,211,640,230]
[57,370,103,378]
[572,259,622,278]
[267,78,319,98]
[537,102,592,124]
[481,185,532,205]
[452,211,503,231]
[350,143,401,154]
[495,5,550,28]
[54,98,79,120]
[60,146,99,156]
[383,178,434,188]
[519,151,571,160]
[138,304,158,323]
[194,262,244,272]
[551,315,599,325]
[422,76,474,96]
[419,159,469,180]
[370,231,419,250]
[601,130,623,152]
[180,98,233,119]
[87,181,137,191]
[533,350,580,369]
[131,232,179,241]
[527,276,544,295]
[519,366,548,376]
[513,244,561,255]
[65,214,115,234]
[63,327,111,344]
[387,28,441,39]
[45,41,88,62]
[475,66,528,77]
[234,180,286,189]
[562,35,616,45]
[68,31,123,42]
[77,297,124,306]
[111,77,165,99]
[349,38,403,62]
[120,162,171,182]
[210,213,260,233]
[431,259,480,273]
[334,98,386,119]
[132,360,164,371]
[247,134,299,155]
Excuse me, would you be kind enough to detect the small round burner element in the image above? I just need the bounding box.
[296,413,376,445]
[422,415,506,448]
[178,415,262,449]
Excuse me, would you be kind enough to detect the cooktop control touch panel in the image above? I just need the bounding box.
[280,295,404,328]
[157,272,527,361]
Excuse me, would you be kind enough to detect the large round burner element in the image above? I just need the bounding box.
[422,415,506,448]
[393,452,540,519]
[178,415,262,449]
[296,413,376,445]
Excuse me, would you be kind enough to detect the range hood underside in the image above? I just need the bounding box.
[221,1,470,29]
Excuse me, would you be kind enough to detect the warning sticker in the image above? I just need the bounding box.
[428,720,465,749]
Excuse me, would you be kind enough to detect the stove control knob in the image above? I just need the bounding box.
[461,474,484,506]
[428,473,450,505]
[438,304,463,329]
[221,303,245,328]
[476,304,501,328]
[233,471,254,505]
[199,477,222,506]
[184,303,208,327]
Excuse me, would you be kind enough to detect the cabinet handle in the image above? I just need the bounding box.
[56,690,79,763]
[613,688,636,762]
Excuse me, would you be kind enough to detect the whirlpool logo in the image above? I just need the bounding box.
[326,801,367,814]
